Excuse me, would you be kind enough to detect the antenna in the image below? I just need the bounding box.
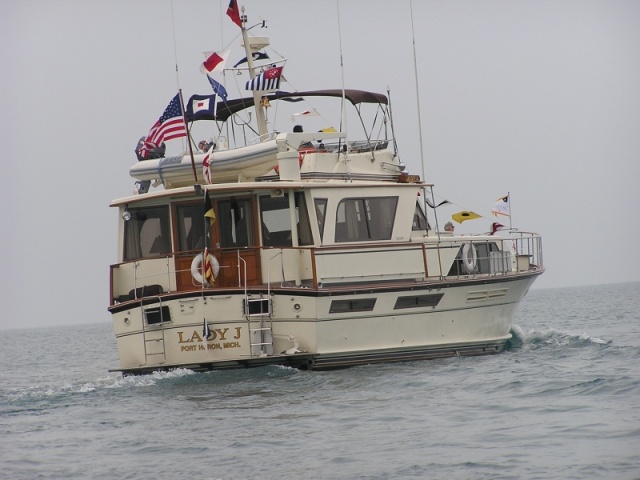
[240,6,269,139]
[410,0,426,183]
[410,0,430,224]
[170,0,180,89]
[336,1,351,180]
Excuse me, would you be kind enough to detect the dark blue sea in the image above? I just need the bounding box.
[1,282,639,480]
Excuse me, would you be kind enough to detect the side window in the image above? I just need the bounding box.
[314,198,327,241]
[260,193,313,247]
[260,196,291,247]
[296,193,313,246]
[218,199,254,248]
[412,201,430,231]
[335,197,398,242]
[124,206,171,260]
[176,204,205,252]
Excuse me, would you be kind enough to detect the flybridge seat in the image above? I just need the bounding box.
[115,284,165,304]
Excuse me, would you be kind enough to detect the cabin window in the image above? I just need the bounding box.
[412,201,430,231]
[314,198,327,241]
[335,196,398,242]
[176,204,206,252]
[260,192,313,247]
[219,199,254,248]
[329,298,376,313]
[394,293,444,309]
[123,206,171,260]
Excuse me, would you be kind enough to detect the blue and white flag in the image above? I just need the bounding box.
[207,75,228,102]
[492,194,510,217]
[245,66,283,91]
[186,94,217,121]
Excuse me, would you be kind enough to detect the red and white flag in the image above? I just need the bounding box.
[290,109,318,121]
[202,146,213,184]
[489,222,505,235]
[200,50,230,75]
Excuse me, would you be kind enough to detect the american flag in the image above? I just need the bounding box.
[245,66,283,91]
[139,94,187,158]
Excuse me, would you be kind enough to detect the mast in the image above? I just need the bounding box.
[240,7,269,139]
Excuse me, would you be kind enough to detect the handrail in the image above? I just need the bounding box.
[111,232,543,303]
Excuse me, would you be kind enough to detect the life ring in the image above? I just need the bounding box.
[191,253,220,285]
[461,243,477,274]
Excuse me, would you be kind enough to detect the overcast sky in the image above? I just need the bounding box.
[1,0,639,330]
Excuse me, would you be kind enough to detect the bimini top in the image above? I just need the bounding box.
[190,89,389,123]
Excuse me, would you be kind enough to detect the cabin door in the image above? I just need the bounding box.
[212,197,262,287]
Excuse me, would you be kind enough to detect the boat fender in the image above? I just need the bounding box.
[191,253,220,285]
[461,243,477,274]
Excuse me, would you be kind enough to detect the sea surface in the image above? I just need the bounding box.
[1,282,639,480]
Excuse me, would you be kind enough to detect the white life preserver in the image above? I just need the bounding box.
[461,243,477,274]
[190,253,220,285]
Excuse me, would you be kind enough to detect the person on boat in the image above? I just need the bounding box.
[293,125,314,150]
[198,139,214,152]
[444,221,455,233]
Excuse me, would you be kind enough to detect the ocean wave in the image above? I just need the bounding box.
[2,368,197,405]
[508,324,611,351]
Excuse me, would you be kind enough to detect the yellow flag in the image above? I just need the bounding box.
[204,190,216,223]
[452,211,481,224]
[205,208,216,222]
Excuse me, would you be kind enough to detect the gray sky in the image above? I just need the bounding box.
[2,0,639,330]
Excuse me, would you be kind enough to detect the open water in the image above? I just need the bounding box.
[1,282,639,480]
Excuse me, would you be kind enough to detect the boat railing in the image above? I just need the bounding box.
[312,139,389,154]
[110,232,543,304]
[423,232,544,280]
[249,131,279,145]
[110,256,174,304]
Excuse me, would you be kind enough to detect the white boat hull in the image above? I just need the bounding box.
[110,273,539,374]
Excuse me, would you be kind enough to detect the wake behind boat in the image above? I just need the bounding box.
[109,4,543,375]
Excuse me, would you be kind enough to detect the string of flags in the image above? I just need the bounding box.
[441,194,510,234]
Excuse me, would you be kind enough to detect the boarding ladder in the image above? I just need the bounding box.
[139,296,167,366]
[237,254,274,357]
